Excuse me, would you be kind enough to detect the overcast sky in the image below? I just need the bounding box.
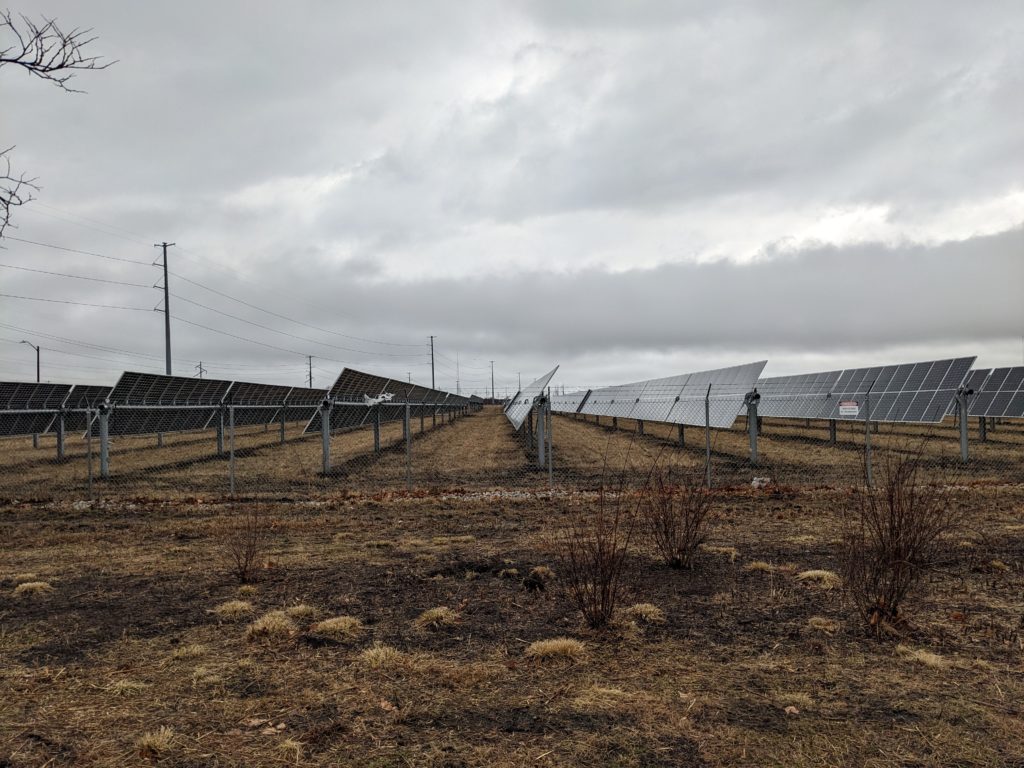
[2,0,1022,396]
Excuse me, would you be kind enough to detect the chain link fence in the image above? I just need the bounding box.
[1,393,1021,501]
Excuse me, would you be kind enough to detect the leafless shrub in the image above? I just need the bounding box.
[641,466,716,569]
[841,447,964,634]
[220,505,272,584]
[551,480,641,630]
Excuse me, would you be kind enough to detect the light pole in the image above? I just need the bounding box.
[20,340,40,448]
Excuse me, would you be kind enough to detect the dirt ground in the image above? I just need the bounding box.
[1,407,1023,766]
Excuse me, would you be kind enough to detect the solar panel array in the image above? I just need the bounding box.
[504,367,559,431]
[555,361,767,430]
[103,372,235,435]
[968,366,1024,418]
[754,357,976,423]
[305,367,469,435]
[0,382,74,436]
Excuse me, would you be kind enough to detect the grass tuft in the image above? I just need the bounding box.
[414,606,460,630]
[623,603,666,624]
[743,560,779,573]
[796,569,842,589]
[107,679,149,696]
[213,599,254,619]
[525,637,586,661]
[285,603,319,621]
[246,610,297,641]
[237,584,258,597]
[13,580,53,597]
[170,643,208,660]
[136,726,174,760]
[311,616,364,641]
[807,616,840,634]
[897,645,950,669]
[359,643,406,670]
[700,544,739,562]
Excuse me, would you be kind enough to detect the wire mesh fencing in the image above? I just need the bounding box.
[1,396,1022,502]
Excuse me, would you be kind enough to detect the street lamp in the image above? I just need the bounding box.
[20,340,40,382]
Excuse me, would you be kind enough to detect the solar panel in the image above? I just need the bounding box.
[576,361,766,429]
[755,357,976,423]
[550,389,590,415]
[57,384,113,432]
[305,367,465,434]
[102,372,234,436]
[969,366,1024,418]
[505,367,559,431]
[0,381,73,436]
[225,382,293,427]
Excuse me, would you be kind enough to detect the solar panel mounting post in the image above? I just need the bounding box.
[228,405,235,496]
[404,403,411,490]
[828,419,837,444]
[978,417,987,442]
[373,408,381,453]
[55,410,65,461]
[864,384,874,489]
[216,408,225,455]
[678,423,684,447]
[536,397,546,469]
[745,390,760,465]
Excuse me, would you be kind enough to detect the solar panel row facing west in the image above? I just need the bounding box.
[504,367,559,431]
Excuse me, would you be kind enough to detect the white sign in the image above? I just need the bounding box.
[838,400,860,417]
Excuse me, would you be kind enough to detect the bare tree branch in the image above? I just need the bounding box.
[0,10,111,237]
[1,9,114,92]
[0,146,38,238]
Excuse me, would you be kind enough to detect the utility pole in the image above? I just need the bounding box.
[20,340,39,382]
[429,335,435,389]
[490,361,495,401]
[307,356,313,388]
[154,242,175,375]
[195,361,206,379]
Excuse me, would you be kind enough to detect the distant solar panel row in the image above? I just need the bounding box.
[505,367,559,431]
[305,367,470,435]
[551,361,766,430]
[968,366,1024,418]
[754,357,976,423]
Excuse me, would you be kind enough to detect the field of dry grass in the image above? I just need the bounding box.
[1,407,1023,765]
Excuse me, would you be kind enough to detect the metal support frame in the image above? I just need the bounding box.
[86,408,94,495]
[280,405,287,444]
[979,416,987,443]
[546,397,554,486]
[320,400,332,474]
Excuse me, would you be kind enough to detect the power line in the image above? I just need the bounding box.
[2,235,154,265]
[169,292,431,359]
[167,270,426,349]
[0,293,153,311]
[0,262,153,287]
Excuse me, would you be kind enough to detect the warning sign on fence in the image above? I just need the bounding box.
[839,400,860,417]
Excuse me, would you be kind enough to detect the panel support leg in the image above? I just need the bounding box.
[99,407,110,479]
[978,416,987,443]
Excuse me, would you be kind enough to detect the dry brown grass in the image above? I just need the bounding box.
[136,725,174,759]
[624,602,666,624]
[311,615,364,641]
[700,544,739,562]
[413,606,460,630]
[170,643,208,660]
[245,610,297,640]
[807,616,841,634]
[212,599,253,619]
[796,569,842,589]
[12,580,53,597]
[359,643,407,670]
[525,637,587,661]
[744,560,780,573]
[107,679,149,696]
[897,645,951,669]
[284,603,319,621]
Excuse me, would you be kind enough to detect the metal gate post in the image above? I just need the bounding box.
[864,389,873,488]
[404,404,412,490]
[99,404,110,479]
[536,401,546,469]
[320,400,332,474]
[704,384,712,489]
[373,408,381,452]
[56,411,65,461]
[228,404,236,495]
[958,390,970,463]
[746,391,760,465]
